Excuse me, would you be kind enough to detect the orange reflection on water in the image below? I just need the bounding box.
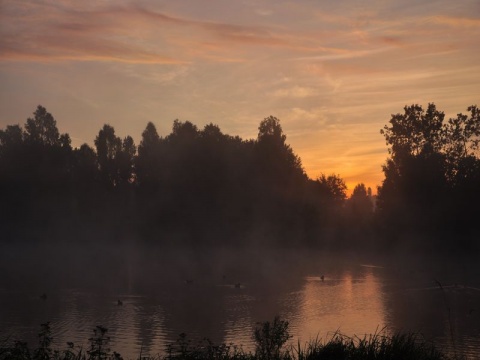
[291,268,387,345]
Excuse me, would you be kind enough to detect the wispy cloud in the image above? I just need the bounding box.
[433,15,480,28]
[0,3,188,63]
[294,46,393,62]
[0,2,380,64]
[0,2,320,64]
[0,41,186,64]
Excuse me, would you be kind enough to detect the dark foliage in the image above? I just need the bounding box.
[377,103,480,252]
[1,104,478,253]
[0,107,349,248]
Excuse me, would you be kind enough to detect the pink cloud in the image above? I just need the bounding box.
[0,2,355,64]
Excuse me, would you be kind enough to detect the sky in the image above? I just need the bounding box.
[1,0,479,193]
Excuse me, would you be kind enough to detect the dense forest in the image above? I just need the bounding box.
[0,104,478,253]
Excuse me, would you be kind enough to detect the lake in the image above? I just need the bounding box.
[1,244,479,359]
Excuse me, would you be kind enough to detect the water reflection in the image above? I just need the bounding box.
[1,250,479,359]
[291,268,386,345]
[383,277,480,358]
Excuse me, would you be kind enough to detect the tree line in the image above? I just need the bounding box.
[0,104,478,252]
[0,106,367,248]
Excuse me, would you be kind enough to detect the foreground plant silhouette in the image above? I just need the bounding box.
[0,323,122,360]
[0,318,449,360]
[253,316,291,359]
[293,332,449,360]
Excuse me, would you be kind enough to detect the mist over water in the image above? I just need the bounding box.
[1,242,479,359]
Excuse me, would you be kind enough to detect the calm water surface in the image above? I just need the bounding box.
[1,245,479,359]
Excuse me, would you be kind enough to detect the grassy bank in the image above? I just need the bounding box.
[0,318,450,360]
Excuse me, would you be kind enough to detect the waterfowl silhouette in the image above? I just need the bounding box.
[234,283,241,288]
[117,299,123,306]
[320,275,325,281]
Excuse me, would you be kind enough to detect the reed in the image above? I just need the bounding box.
[0,319,451,360]
[293,331,447,360]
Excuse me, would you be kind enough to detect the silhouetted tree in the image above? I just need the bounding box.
[0,124,23,150]
[378,103,480,251]
[0,106,75,240]
[380,103,445,158]
[117,135,136,185]
[24,106,61,146]
[94,124,123,187]
[255,116,303,182]
[72,144,98,190]
[136,122,161,186]
[350,184,372,211]
[250,117,308,244]
[301,174,348,249]
[442,105,480,182]
[346,183,374,242]
[197,123,228,204]
[315,174,347,204]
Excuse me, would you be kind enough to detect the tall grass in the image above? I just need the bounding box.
[0,318,450,360]
[293,331,447,360]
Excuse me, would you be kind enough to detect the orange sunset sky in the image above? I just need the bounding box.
[1,0,479,193]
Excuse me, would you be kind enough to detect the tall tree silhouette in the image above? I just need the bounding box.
[378,103,480,250]
[251,116,307,244]
[94,124,123,187]
[346,183,374,244]
[136,122,161,187]
[117,135,136,185]
[254,116,304,193]
[0,106,73,240]
[24,106,61,146]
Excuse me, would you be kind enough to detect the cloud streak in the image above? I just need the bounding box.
[0,3,310,64]
[433,15,480,28]
[0,2,388,64]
